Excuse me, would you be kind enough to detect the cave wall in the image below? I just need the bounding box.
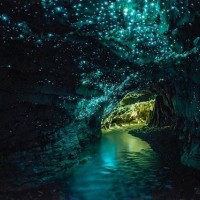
[148,95,175,127]
[141,0,200,169]
[153,80,200,170]
[147,65,200,170]
[163,3,200,169]
[173,78,200,169]
[0,0,200,188]
[0,8,131,187]
[0,54,104,188]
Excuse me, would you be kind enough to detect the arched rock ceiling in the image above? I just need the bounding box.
[0,0,200,117]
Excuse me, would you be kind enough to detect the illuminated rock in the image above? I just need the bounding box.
[102,92,155,128]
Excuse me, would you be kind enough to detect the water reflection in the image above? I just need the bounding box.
[66,127,164,200]
[100,130,151,168]
[64,127,200,200]
[2,127,200,199]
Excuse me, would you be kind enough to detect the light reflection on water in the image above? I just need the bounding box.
[100,130,151,168]
[2,127,200,199]
[66,127,168,200]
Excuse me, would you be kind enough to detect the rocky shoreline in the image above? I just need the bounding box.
[129,125,200,199]
[129,126,180,164]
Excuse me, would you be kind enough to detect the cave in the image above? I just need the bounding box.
[1,0,200,199]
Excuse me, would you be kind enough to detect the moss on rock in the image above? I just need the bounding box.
[102,92,155,128]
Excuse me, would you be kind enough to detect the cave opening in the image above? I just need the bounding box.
[101,91,155,130]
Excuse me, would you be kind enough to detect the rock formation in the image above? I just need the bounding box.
[102,92,155,128]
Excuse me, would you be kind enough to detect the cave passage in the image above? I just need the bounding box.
[1,0,200,199]
[101,92,155,129]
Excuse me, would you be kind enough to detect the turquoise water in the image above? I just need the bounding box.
[4,127,200,199]
[65,127,193,200]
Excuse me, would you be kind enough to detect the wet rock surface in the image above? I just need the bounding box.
[129,126,180,163]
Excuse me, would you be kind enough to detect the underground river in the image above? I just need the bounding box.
[3,126,200,200]
[64,126,200,199]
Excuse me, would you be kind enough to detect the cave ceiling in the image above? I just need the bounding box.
[0,0,200,116]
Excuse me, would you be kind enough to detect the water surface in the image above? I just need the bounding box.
[65,126,190,199]
[4,126,200,199]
